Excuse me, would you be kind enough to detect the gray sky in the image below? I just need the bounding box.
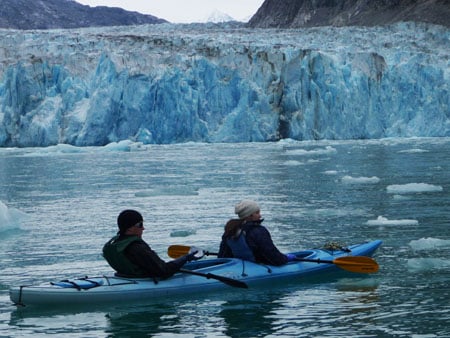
[75,0,265,23]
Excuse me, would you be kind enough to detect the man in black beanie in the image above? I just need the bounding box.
[103,209,200,278]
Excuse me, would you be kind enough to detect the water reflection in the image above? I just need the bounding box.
[105,303,181,337]
[219,293,282,337]
[102,291,284,337]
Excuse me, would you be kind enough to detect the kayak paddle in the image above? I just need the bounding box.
[295,256,379,273]
[168,244,379,274]
[168,244,217,258]
[168,245,247,288]
[179,268,248,289]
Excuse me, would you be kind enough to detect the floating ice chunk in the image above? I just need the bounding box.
[43,144,87,154]
[170,229,197,237]
[386,183,443,194]
[286,146,337,156]
[407,258,450,272]
[135,187,199,197]
[366,216,418,226]
[0,201,29,232]
[409,238,450,251]
[398,148,429,153]
[283,160,304,166]
[323,170,338,175]
[392,194,411,200]
[342,175,380,184]
[22,144,89,156]
[102,140,144,152]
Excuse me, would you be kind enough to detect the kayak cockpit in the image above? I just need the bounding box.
[290,250,315,259]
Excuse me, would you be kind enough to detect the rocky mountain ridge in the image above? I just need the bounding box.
[248,0,450,28]
[0,0,166,30]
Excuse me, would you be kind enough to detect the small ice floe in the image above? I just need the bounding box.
[135,187,199,197]
[0,201,29,233]
[103,140,146,152]
[170,229,197,237]
[323,170,338,175]
[285,146,337,156]
[409,238,450,251]
[407,258,450,272]
[398,148,429,153]
[392,194,411,200]
[342,175,380,184]
[335,277,379,290]
[386,183,443,194]
[22,143,88,156]
[366,216,418,226]
[283,160,304,166]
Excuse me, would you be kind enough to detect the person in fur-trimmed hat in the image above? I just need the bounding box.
[218,200,297,266]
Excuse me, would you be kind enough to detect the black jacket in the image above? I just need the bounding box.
[218,220,288,266]
[103,235,189,278]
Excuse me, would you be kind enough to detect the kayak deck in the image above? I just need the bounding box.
[9,240,382,307]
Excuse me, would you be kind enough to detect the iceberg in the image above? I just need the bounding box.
[386,183,443,194]
[0,22,448,147]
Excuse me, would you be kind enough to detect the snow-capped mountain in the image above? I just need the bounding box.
[204,10,236,23]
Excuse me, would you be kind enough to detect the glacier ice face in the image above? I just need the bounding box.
[0,22,448,147]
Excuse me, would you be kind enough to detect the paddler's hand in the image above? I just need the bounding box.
[286,253,297,262]
[187,249,204,261]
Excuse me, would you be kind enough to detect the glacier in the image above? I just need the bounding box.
[0,22,448,147]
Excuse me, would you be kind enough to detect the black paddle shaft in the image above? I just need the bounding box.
[179,268,248,289]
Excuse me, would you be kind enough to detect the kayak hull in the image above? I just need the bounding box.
[9,240,382,307]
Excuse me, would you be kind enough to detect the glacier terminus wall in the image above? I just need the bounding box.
[0,22,448,146]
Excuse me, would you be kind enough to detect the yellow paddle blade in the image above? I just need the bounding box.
[168,245,191,258]
[333,256,379,273]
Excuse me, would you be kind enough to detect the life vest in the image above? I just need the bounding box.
[226,229,256,262]
[102,235,148,277]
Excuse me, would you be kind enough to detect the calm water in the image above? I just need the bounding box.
[0,138,449,337]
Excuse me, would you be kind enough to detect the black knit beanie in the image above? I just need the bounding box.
[117,209,143,234]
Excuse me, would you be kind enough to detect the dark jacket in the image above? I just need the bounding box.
[218,220,288,266]
[103,235,189,278]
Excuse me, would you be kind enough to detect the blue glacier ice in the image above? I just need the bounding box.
[0,22,448,147]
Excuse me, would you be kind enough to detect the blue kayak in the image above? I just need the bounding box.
[9,240,382,307]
